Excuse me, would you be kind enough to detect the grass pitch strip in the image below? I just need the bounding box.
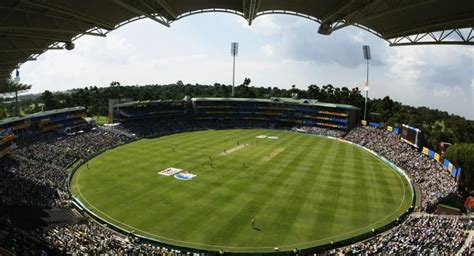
[71,129,412,252]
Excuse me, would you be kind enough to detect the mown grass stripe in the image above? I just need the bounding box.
[71,129,412,252]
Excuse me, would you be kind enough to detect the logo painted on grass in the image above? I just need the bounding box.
[174,171,197,181]
[158,167,182,176]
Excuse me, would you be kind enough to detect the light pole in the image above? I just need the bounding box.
[110,81,121,103]
[231,42,239,97]
[110,81,121,123]
[14,68,20,116]
[362,45,371,121]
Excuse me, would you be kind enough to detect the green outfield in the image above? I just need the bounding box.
[71,129,413,252]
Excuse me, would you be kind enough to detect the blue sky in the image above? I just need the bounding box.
[16,13,474,119]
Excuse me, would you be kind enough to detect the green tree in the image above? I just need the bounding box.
[0,107,7,119]
[39,90,60,110]
[445,144,474,194]
[307,84,321,99]
[0,78,32,116]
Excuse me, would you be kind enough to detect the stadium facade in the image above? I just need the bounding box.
[1,98,360,159]
[0,107,89,157]
[112,97,361,131]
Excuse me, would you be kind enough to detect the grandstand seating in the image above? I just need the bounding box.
[0,107,89,158]
[0,103,471,255]
[112,99,186,121]
[0,134,14,157]
[111,97,360,131]
[0,107,88,136]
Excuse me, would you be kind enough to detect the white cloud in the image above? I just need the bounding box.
[261,44,275,57]
[432,88,451,97]
[351,31,365,43]
[247,15,283,35]
[387,47,425,82]
[382,45,473,119]
[12,13,474,119]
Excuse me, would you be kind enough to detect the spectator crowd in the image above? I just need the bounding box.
[344,215,469,255]
[293,126,345,138]
[344,126,457,211]
[44,221,189,255]
[0,119,471,255]
[115,117,275,138]
[462,237,474,256]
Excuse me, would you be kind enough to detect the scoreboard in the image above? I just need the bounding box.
[401,124,421,148]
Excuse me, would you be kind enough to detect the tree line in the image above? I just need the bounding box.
[1,80,473,152]
[1,80,473,194]
[445,144,474,194]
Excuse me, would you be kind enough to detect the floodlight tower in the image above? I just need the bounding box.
[14,68,20,116]
[231,42,239,97]
[362,45,371,121]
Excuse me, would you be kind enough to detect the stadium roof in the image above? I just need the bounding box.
[0,106,85,126]
[192,97,360,110]
[0,0,472,85]
[114,99,177,108]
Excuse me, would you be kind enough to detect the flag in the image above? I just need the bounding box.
[422,147,429,155]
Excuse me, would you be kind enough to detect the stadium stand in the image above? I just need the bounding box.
[112,99,187,121]
[0,101,471,254]
[292,126,345,138]
[112,97,360,132]
[462,238,474,255]
[1,0,472,253]
[43,221,189,255]
[344,126,457,212]
[0,133,14,157]
[343,215,470,255]
[192,97,359,131]
[0,107,91,160]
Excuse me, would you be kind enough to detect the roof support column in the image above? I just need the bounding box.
[243,0,261,25]
[154,0,177,20]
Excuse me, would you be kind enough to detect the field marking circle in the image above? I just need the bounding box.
[73,131,412,251]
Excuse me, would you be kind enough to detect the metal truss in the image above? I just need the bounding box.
[0,31,73,42]
[243,0,261,25]
[387,28,474,46]
[174,9,244,21]
[112,16,150,31]
[256,2,473,46]
[19,0,115,30]
[0,27,106,37]
[323,0,435,35]
[108,0,170,27]
[0,57,36,65]
[2,0,473,77]
[319,0,474,46]
[0,47,63,53]
[256,10,321,23]
[255,10,384,42]
[154,0,178,20]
